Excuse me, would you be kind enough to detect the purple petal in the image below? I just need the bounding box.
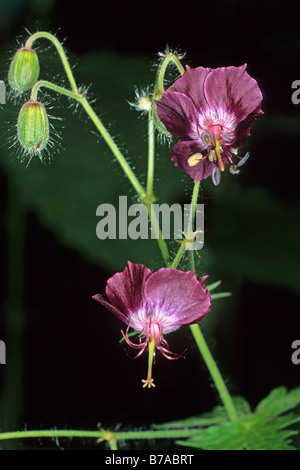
[144,268,211,333]
[92,294,129,324]
[171,141,229,182]
[105,262,152,318]
[155,91,198,139]
[167,65,212,110]
[204,64,263,123]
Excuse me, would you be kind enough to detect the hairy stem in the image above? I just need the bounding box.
[0,428,199,443]
[190,325,238,422]
[170,181,200,270]
[145,203,170,266]
[30,80,146,201]
[146,109,155,197]
[25,31,79,93]
[171,182,238,421]
[154,53,185,97]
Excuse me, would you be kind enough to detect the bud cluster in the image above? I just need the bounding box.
[8,43,49,161]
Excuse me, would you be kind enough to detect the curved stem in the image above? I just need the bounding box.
[80,98,146,200]
[30,80,146,201]
[30,80,81,102]
[189,324,238,422]
[146,109,155,197]
[25,32,79,93]
[154,53,185,97]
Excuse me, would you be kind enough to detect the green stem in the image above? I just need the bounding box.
[80,98,146,199]
[170,182,238,421]
[109,439,118,450]
[154,53,185,97]
[170,242,186,269]
[30,80,146,201]
[142,338,156,388]
[25,31,79,93]
[189,325,238,421]
[27,40,170,265]
[30,80,81,102]
[146,109,155,197]
[145,203,170,266]
[187,181,200,237]
[0,428,199,443]
[170,181,200,270]
[186,181,200,272]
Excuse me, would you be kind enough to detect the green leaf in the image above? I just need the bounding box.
[154,387,300,450]
[153,396,250,429]
[255,386,300,419]
[177,419,298,450]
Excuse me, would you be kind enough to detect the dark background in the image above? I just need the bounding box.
[0,0,299,450]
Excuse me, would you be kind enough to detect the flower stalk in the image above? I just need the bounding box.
[189,324,238,421]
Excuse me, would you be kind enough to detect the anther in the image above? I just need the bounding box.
[187,152,203,167]
[237,151,250,167]
[201,132,212,146]
[212,167,221,186]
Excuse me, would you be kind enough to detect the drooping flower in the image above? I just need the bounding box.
[93,261,211,388]
[155,64,263,183]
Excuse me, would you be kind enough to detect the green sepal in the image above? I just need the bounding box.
[9,48,40,92]
[151,101,172,140]
[17,101,49,155]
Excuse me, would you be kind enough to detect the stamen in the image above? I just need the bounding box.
[229,164,240,175]
[158,338,186,360]
[237,151,250,167]
[212,167,221,186]
[141,338,156,389]
[187,152,203,167]
[201,132,212,146]
[121,325,147,350]
[208,149,217,163]
[215,140,225,172]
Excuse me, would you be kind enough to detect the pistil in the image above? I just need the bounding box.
[215,140,224,171]
[142,338,156,388]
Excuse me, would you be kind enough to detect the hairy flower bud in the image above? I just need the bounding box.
[17,101,49,155]
[8,48,40,92]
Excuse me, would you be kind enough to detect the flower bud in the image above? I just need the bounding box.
[8,48,40,92]
[17,101,49,154]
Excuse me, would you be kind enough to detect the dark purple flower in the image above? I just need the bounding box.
[155,64,263,183]
[93,261,211,388]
